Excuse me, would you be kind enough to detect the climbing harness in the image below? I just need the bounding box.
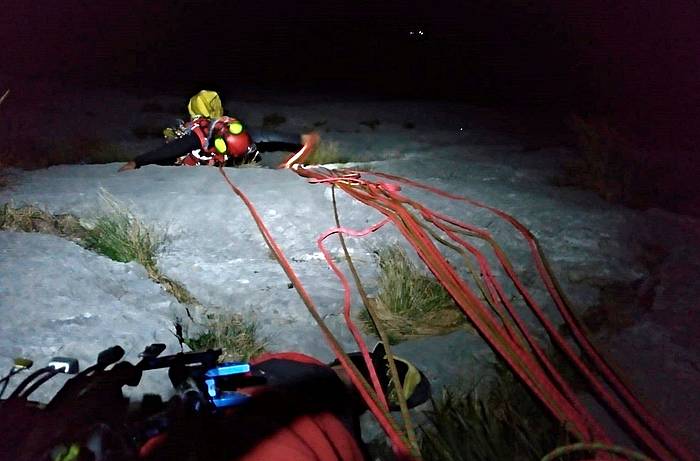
[177,116,254,166]
[159,90,258,167]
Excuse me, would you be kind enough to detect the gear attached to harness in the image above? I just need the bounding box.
[169,90,258,166]
[181,116,254,166]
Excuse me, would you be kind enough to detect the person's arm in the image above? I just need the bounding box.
[118,133,201,171]
[247,129,304,153]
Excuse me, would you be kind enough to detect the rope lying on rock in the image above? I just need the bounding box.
[358,168,693,461]
[219,158,692,461]
[217,166,417,460]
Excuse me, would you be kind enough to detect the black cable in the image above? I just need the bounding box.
[0,368,19,386]
[7,367,54,399]
[19,370,60,399]
[0,368,21,398]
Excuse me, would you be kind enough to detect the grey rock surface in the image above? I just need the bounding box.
[1,91,698,452]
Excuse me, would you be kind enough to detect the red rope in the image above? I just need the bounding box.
[425,214,609,442]
[217,167,416,460]
[350,168,692,461]
[295,166,595,438]
[317,219,393,410]
[221,157,691,460]
[337,180,595,439]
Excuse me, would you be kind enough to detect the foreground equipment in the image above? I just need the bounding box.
[0,345,250,460]
[0,342,428,461]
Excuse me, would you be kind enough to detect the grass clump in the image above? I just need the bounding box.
[0,203,86,239]
[362,245,466,344]
[1,196,202,313]
[0,203,50,231]
[231,154,264,168]
[420,364,577,461]
[82,194,204,307]
[83,194,161,274]
[1,197,222,335]
[367,362,583,460]
[304,140,351,165]
[183,312,266,362]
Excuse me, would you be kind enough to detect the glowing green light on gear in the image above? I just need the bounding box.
[53,443,81,461]
[229,121,243,135]
[214,137,227,153]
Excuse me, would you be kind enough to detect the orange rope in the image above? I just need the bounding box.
[217,166,417,460]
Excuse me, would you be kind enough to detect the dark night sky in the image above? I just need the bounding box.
[3,1,699,145]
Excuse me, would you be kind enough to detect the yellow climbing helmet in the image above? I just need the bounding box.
[187,90,224,119]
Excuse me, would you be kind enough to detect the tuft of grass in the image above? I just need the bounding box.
[232,154,264,168]
[262,113,287,130]
[184,312,266,362]
[0,199,163,275]
[1,203,54,232]
[0,203,87,240]
[157,274,199,306]
[361,245,467,344]
[1,199,216,326]
[83,193,161,273]
[304,140,352,165]
[420,364,578,461]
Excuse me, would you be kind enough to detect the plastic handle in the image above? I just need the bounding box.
[48,357,80,374]
[139,343,166,359]
[98,346,125,366]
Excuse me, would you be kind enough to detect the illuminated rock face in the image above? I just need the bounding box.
[0,91,698,453]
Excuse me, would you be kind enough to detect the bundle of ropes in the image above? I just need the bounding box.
[217,160,692,461]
